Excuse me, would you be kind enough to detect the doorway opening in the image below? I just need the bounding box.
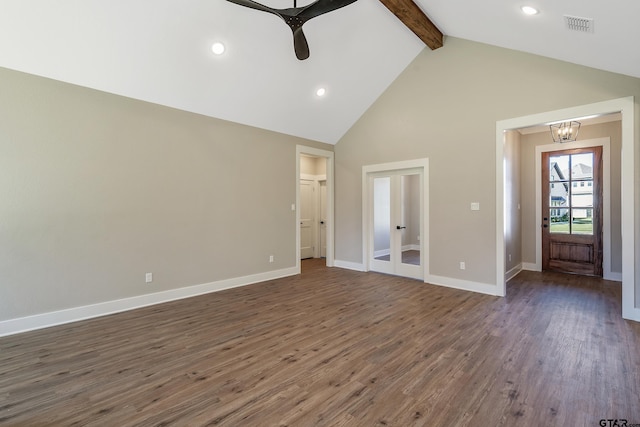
[299,155,327,260]
[496,96,638,321]
[296,146,334,273]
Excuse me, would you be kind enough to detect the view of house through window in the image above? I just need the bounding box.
[548,153,594,235]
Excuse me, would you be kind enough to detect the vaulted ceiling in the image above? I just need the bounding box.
[1,0,638,144]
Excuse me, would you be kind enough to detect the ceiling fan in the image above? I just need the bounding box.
[224,0,358,60]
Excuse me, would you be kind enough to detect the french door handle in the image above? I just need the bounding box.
[543,224,548,228]
[396,226,406,230]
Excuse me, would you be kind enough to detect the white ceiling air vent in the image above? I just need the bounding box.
[564,15,594,33]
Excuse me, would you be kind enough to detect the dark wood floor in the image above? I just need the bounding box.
[1,260,639,426]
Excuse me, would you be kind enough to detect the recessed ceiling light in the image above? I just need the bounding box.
[521,6,539,15]
[211,42,225,55]
[316,87,326,97]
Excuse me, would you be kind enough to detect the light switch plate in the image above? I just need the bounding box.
[471,202,480,211]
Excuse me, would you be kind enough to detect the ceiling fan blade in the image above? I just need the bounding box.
[224,0,281,17]
[292,27,310,60]
[297,0,358,19]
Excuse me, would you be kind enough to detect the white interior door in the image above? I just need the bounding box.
[300,179,315,259]
[369,169,423,280]
[319,180,327,258]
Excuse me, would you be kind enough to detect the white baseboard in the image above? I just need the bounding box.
[522,262,540,272]
[623,307,640,322]
[426,274,501,296]
[334,260,366,272]
[0,267,298,338]
[505,263,523,282]
[604,271,622,282]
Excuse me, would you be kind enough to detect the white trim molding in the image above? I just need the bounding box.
[505,263,523,282]
[0,267,298,338]
[426,275,501,297]
[334,260,366,272]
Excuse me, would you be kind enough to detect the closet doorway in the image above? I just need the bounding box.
[296,146,334,271]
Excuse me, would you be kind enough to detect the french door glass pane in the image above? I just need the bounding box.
[373,177,391,262]
[400,174,420,266]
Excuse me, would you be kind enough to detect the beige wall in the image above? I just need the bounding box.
[334,37,640,291]
[0,66,331,321]
[520,121,622,274]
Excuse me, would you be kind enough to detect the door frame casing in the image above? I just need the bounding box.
[536,139,612,279]
[296,146,334,272]
[362,158,429,280]
[496,96,637,321]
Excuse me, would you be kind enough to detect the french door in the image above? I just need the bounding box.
[369,169,423,280]
[541,146,603,276]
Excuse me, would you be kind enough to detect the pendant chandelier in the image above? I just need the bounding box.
[550,121,581,143]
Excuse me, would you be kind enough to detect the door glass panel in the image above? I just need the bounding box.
[549,183,569,208]
[570,153,593,180]
[400,174,420,266]
[548,151,596,235]
[373,177,391,262]
[549,155,570,182]
[571,182,593,207]
[550,208,569,234]
[572,209,593,235]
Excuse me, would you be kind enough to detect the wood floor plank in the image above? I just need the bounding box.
[1,259,639,426]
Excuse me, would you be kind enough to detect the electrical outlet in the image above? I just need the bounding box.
[269,255,274,263]
[459,262,466,270]
[509,254,512,262]
[145,272,153,283]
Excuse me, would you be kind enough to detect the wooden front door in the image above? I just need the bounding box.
[542,147,603,276]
